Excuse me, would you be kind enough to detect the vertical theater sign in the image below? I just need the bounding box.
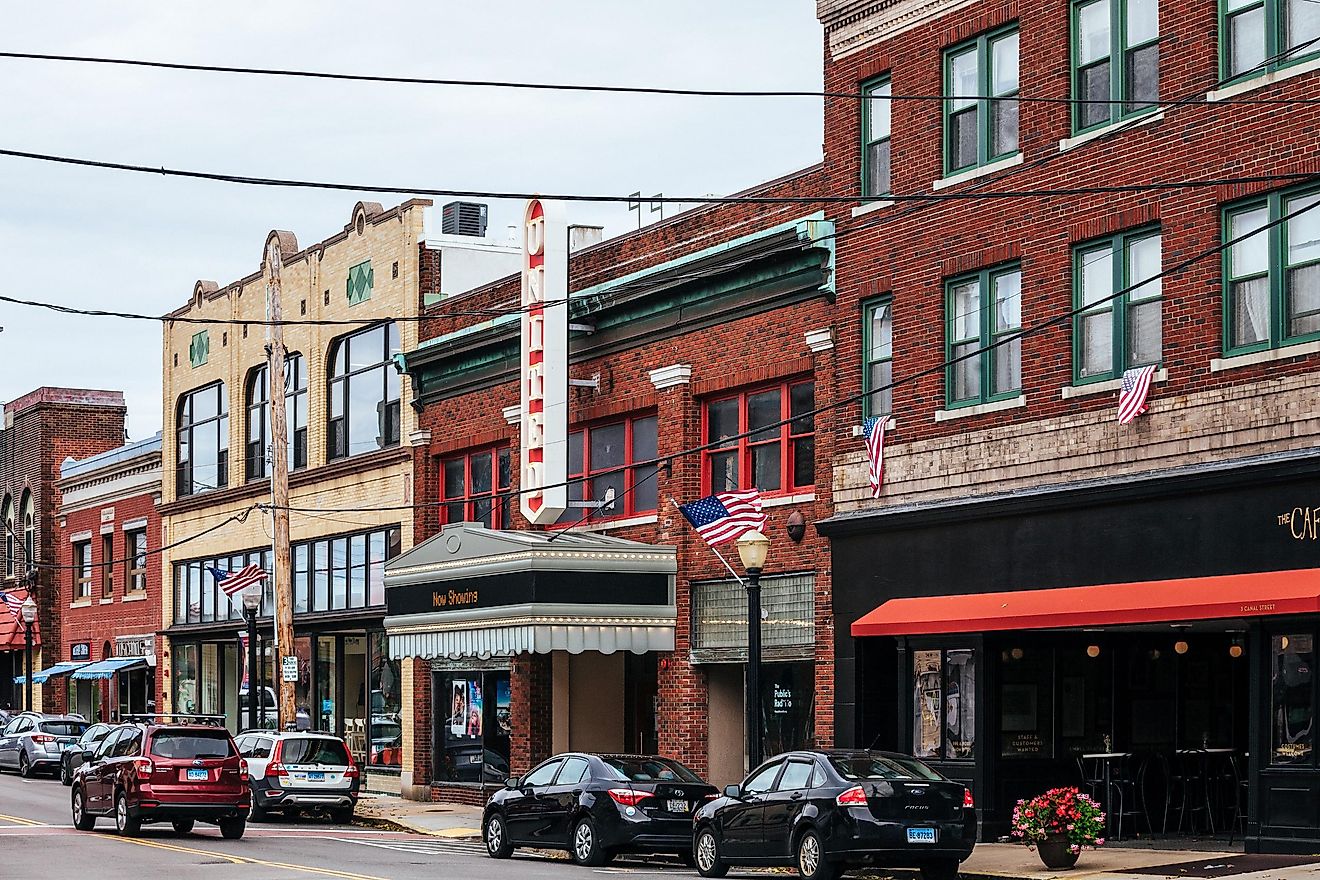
[520,198,569,524]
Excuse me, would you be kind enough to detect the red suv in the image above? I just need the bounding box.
[70,720,250,838]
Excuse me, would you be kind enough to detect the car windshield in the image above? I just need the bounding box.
[279,738,350,766]
[150,730,235,759]
[828,755,944,782]
[40,721,88,737]
[600,757,703,783]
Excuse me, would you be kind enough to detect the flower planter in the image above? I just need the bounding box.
[1036,834,1080,870]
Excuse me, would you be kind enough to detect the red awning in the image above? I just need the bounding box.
[0,588,39,650]
[851,568,1320,637]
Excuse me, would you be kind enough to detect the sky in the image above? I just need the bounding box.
[0,1,823,439]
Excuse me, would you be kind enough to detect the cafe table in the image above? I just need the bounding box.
[1081,752,1133,837]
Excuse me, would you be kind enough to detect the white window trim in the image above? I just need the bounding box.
[851,417,898,436]
[934,394,1027,422]
[851,199,895,218]
[932,153,1024,191]
[762,492,817,509]
[122,593,148,603]
[1058,110,1165,153]
[1207,55,1320,102]
[120,518,148,532]
[1061,368,1168,399]
[570,513,660,534]
[68,530,93,544]
[1211,339,1320,372]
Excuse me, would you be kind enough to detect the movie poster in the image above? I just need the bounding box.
[467,679,484,737]
[450,680,467,737]
[496,677,512,735]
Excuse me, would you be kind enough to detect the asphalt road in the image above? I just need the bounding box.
[0,769,738,880]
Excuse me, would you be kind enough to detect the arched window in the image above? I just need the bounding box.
[20,490,33,575]
[327,323,401,460]
[2,495,12,578]
[176,381,229,497]
[245,354,309,480]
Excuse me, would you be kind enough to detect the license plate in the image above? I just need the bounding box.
[666,799,689,813]
[186,769,208,782]
[907,827,937,844]
[308,771,325,781]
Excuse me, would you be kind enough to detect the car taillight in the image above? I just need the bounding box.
[134,759,153,780]
[963,787,975,808]
[31,734,54,744]
[608,788,648,807]
[344,748,359,779]
[267,763,287,778]
[239,759,249,783]
[836,785,868,807]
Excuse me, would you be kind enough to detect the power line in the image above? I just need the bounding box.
[4,50,1320,106]
[23,505,259,573]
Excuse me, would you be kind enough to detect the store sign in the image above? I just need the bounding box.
[282,656,299,682]
[115,634,155,658]
[387,570,669,617]
[70,642,90,662]
[519,198,569,524]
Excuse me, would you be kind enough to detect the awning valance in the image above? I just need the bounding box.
[12,661,87,686]
[852,568,1320,637]
[71,657,148,680]
[390,622,675,661]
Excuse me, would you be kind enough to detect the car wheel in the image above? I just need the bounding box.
[219,816,246,840]
[248,798,269,823]
[71,786,96,831]
[484,812,514,859]
[795,829,840,880]
[693,826,728,879]
[920,859,961,880]
[571,817,608,867]
[172,819,195,835]
[18,752,32,779]
[115,792,141,837]
[60,761,72,786]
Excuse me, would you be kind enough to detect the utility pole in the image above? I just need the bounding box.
[264,235,295,729]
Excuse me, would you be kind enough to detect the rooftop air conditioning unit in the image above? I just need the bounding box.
[441,201,488,237]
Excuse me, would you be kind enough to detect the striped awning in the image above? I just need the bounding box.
[389,622,674,661]
[11,660,87,686]
[71,657,148,680]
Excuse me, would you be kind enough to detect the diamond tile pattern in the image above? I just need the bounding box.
[347,260,374,305]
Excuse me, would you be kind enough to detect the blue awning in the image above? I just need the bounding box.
[12,661,87,686]
[70,657,148,681]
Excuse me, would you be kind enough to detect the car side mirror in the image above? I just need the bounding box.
[723,784,742,799]
[504,777,520,789]
[81,749,95,763]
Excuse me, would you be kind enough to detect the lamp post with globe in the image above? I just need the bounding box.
[736,530,771,768]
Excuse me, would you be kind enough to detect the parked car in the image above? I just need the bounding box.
[60,722,115,785]
[483,753,717,866]
[70,720,250,838]
[691,750,976,880]
[235,731,360,823]
[0,714,89,778]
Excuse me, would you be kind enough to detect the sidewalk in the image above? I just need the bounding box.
[351,795,1320,879]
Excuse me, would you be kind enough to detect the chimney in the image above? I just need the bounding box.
[441,201,489,237]
[569,225,605,252]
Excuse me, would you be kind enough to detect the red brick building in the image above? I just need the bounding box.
[815,0,1320,852]
[56,432,163,721]
[385,169,838,801]
[0,387,126,711]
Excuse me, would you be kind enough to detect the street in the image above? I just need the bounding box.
[0,771,709,880]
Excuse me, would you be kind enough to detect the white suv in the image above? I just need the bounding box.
[234,731,360,823]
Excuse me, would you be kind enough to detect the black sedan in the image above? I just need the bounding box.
[692,750,976,880]
[483,753,717,866]
[60,723,114,785]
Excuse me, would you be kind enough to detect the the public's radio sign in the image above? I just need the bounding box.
[520,199,568,524]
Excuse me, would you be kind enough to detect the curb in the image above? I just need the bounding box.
[353,814,482,839]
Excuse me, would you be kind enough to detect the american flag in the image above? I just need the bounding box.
[678,490,768,546]
[0,590,22,624]
[862,416,886,499]
[1118,365,1158,425]
[207,563,269,598]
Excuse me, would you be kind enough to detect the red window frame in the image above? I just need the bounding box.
[701,379,815,496]
[440,446,513,529]
[559,414,659,523]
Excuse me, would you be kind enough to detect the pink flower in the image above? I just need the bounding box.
[1096,838,1105,846]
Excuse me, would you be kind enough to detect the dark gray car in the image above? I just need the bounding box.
[0,714,88,778]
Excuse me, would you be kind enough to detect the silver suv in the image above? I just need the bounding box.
[0,713,89,778]
[235,731,360,823]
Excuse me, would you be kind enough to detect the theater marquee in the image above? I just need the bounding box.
[520,198,568,524]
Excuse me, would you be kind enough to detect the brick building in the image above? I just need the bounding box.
[815,0,1320,852]
[384,168,836,802]
[55,433,163,722]
[0,387,126,711]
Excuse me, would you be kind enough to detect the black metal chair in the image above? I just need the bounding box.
[1225,753,1248,844]
[1076,753,1105,803]
[1175,750,1216,836]
[1108,753,1151,841]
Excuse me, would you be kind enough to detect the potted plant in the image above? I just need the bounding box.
[1010,786,1106,869]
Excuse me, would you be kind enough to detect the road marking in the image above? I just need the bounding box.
[107,834,394,879]
[0,813,45,826]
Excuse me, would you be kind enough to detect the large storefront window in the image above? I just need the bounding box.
[913,648,976,760]
[435,669,511,784]
[174,643,198,715]
[368,632,401,767]
[761,661,816,757]
[1000,645,1055,758]
[1271,632,1315,765]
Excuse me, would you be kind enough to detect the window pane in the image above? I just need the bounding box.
[992,32,1019,94]
[443,459,465,499]
[869,361,893,416]
[498,447,513,489]
[294,544,309,614]
[193,387,219,422]
[1081,247,1114,307]
[952,343,981,402]
[1232,206,1271,276]
[1128,234,1163,301]
[350,534,367,608]
[869,302,893,362]
[993,336,1022,395]
[949,48,979,109]
[347,368,385,455]
[994,271,1022,330]
[1271,634,1313,765]
[313,542,329,611]
[866,141,891,198]
[631,465,658,512]
[348,326,385,371]
[1080,62,1112,128]
[369,532,386,606]
[751,442,782,492]
[568,430,584,476]
[1232,277,1272,347]
[747,390,782,442]
[1127,299,1163,366]
[913,650,943,759]
[631,417,658,464]
[950,108,979,170]
[591,470,625,515]
[707,399,739,446]
[1230,7,1267,77]
[331,539,348,610]
[1125,44,1159,110]
[868,81,891,140]
[1287,0,1320,55]
[1127,0,1159,44]
[589,423,626,471]
[1288,264,1320,336]
[1287,195,1320,266]
[992,99,1019,156]
[792,437,815,488]
[944,649,977,759]
[1081,310,1115,377]
[443,502,465,525]
[708,450,738,492]
[1079,1,1111,64]
[470,451,492,495]
[951,280,981,340]
[790,383,815,434]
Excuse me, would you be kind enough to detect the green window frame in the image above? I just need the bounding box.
[1220,0,1320,83]
[347,260,374,306]
[1071,0,1160,134]
[945,264,1023,408]
[861,77,892,199]
[943,26,1019,176]
[863,297,893,418]
[1073,228,1163,383]
[1223,186,1320,356]
[188,330,209,368]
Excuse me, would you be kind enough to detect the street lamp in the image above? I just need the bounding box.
[20,596,37,712]
[241,582,263,731]
[736,530,771,769]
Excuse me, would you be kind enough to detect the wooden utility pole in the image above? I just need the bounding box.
[264,234,296,729]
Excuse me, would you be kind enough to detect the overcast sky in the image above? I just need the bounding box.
[0,2,823,439]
